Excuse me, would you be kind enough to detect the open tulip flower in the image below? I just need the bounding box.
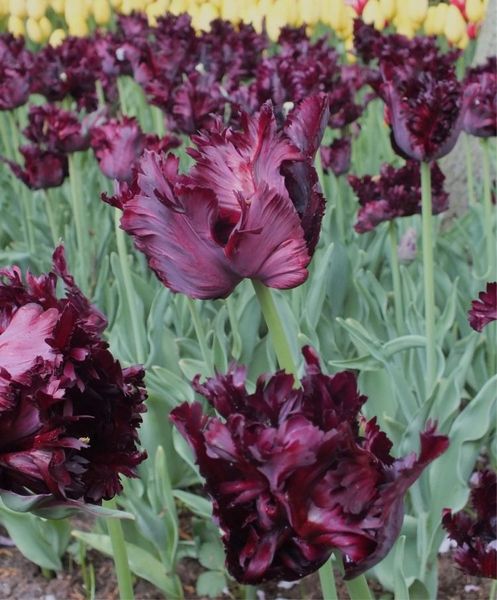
[443,469,497,579]
[0,34,33,111]
[108,95,329,299]
[349,161,449,233]
[1,145,68,190]
[468,282,497,332]
[171,347,449,584]
[463,57,497,138]
[0,247,147,513]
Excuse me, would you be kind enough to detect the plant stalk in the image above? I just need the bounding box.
[344,573,374,600]
[388,222,403,334]
[318,555,338,600]
[464,135,476,206]
[420,161,436,393]
[243,585,257,600]
[114,209,146,364]
[44,189,59,245]
[251,280,299,381]
[104,499,135,600]
[68,153,89,290]
[481,139,496,280]
[187,298,213,373]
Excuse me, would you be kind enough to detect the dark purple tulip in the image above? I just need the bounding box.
[349,161,449,233]
[468,282,497,332]
[0,247,147,507]
[0,34,32,111]
[380,65,464,162]
[1,145,68,190]
[320,138,352,177]
[24,104,91,154]
[463,58,497,138]
[90,117,147,183]
[443,469,497,579]
[109,96,329,299]
[170,347,448,584]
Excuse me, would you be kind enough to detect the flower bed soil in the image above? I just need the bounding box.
[0,531,492,600]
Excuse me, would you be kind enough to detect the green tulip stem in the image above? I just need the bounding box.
[464,135,476,206]
[482,139,496,280]
[243,585,257,600]
[388,222,403,334]
[104,499,135,600]
[187,298,213,373]
[68,153,89,290]
[114,210,146,364]
[44,189,59,246]
[345,572,374,600]
[421,161,436,393]
[318,555,338,600]
[251,280,300,382]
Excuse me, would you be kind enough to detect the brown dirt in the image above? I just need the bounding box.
[0,529,493,599]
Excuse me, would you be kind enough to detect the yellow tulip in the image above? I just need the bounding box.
[220,0,240,22]
[445,5,466,44]
[50,0,65,15]
[466,0,485,23]
[299,0,320,24]
[26,0,47,20]
[169,0,188,15]
[406,0,427,24]
[26,17,44,43]
[49,28,67,46]
[94,0,112,25]
[431,3,448,35]
[457,31,470,49]
[0,0,7,17]
[394,15,415,38]
[195,2,218,30]
[65,0,88,24]
[9,0,27,18]
[379,0,395,21]
[423,6,437,36]
[146,1,169,25]
[362,0,386,30]
[265,0,288,40]
[68,18,90,37]
[39,15,52,39]
[7,15,25,36]
[110,0,123,8]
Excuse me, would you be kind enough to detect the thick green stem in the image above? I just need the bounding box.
[114,210,146,364]
[388,222,403,334]
[104,499,135,600]
[187,298,213,372]
[243,585,257,600]
[345,573,374,600]
[68,153,89,290]
[464,135,476,206]
[44,189,59,246]
[481,139,496,280]
[335,175,346,242]
[251,280,299,381]
[318,555,338,600]
[117,77,129,116]
[421,162,436,393]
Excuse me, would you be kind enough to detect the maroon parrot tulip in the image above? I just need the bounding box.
[320,138,352,177]
[0,34,32,111]
[170,346,449,584]
[463,57,497,138]
[443,469,497,579]
[0,247,147,510]
[108,96,329,299]
[468,282,497,332]
[348,161,448,233]
[1,145,68,190]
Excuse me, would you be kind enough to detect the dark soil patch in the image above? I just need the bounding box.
[0,529,493,599]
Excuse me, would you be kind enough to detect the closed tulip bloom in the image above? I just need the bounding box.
[109,96,329,299]
[443,470,497,578]
[171,347,448,583]
[0,247,147,510]
[463,57,497,138]
[468,282,497,332]
[320,137,352,177]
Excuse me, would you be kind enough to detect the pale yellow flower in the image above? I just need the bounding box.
[26,17,44,43]
[93,0,113,25]
[362,0,386,30]
[49,27,67,46]
[9,0,27,18]
[26,0,48,20]
[466,0,485,23]
[406,0,427,24]
[8,15,26,36]
[445,4,466,43]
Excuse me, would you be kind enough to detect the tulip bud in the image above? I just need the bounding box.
[39,15,52,39]
[49,27,66,46]
[424,6,436,35]
[68,18,89,37]
[220,0,239,21]
[7,15,25,36]
[169,0,188,15]
[9,0,27,18]
[445,5,467,43]
[93,0,112,25]
[110,0,122,8]
[406,0,428,24]
[362,0,386,30]
[299,0,320,24]
[50,0,65,14]
[65,0,88,24]
[196,2,218,30]
[25,17,43,42]
[431,3,449,35]
[466,0,485,22]
[265,0,288,40]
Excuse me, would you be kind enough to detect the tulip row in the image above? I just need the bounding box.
[0,11,496,600]
[0,0,489,50]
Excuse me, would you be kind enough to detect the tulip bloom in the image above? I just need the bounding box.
[320,138,352,177]
[348,161,448,233]
[109,96,329,299]
[443,470,497,579]
[1,145,68,190]
[0,247,147,509]
[171,347,448,583]
[0,34,32,111]
[463,57,497,138]
[468,282,497,332]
